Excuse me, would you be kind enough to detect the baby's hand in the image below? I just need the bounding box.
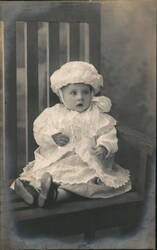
[52,133,70,146]
[92,145,108,160]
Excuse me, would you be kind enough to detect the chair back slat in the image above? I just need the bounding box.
[79,23,89,62]
[48,22,60,106]
[89,22,100,71]
[3,21,17,178]
[70,23,80,61]
[59,23,70,64]
[25,22,39,161]
[38,22,49,113]
[16,22,27,173]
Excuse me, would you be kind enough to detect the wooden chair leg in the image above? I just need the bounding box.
[83,212,95,242]
[84,230,95,243]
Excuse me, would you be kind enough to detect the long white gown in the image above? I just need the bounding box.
[11,96,131,198]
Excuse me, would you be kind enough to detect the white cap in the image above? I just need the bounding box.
[50,61,103,96]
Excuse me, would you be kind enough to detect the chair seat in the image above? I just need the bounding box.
[9,190,144,237]
[10,190,143,222]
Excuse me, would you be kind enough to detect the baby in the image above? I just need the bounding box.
[11,61,131,207]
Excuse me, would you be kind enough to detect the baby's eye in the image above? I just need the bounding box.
[70,91,77,95]
[83,90,90,95]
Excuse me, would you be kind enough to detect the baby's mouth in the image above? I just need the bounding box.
[76,103,83,107]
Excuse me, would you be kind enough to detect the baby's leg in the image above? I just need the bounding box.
[14,179,38,205]
[38,172,75,207]
[56,188,74,202]
[38,172,53,207]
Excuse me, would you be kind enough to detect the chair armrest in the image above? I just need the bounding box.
[117,124,155,153]
[116,124,155,198]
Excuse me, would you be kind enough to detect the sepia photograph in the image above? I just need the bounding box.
[0,0,156,249]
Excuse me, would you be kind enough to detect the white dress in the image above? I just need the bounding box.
[11,96,131,198]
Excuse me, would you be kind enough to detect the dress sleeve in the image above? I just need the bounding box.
[33,107,58,147]
[96,115,118,157]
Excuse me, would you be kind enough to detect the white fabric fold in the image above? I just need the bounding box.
[91,96,112,113]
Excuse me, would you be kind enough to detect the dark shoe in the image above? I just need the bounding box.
[38,172,52,207]
[14,179,34,205]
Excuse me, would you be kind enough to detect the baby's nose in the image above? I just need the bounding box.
[77,93,83,100]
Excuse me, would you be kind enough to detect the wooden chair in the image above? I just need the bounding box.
[1,1,154,239]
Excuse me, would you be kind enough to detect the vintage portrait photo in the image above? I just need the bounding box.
[0,0,156,249]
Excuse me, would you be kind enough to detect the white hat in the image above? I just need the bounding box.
[50,61,103,96]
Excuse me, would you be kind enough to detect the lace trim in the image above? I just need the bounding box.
[51,168,130,188]
[20,159,130,189]
[99,168,130,188]
[17,167,131,190]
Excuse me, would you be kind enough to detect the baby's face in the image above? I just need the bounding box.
[62,83,93,112]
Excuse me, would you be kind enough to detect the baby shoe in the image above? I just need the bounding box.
[38,172,52,207]
[14,179,34,205]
